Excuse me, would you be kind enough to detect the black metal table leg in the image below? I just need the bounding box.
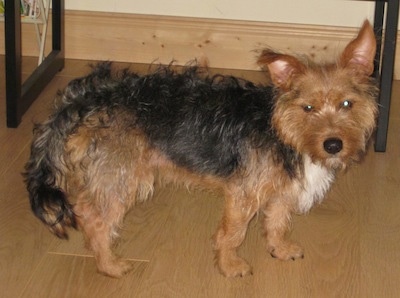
[373,0,384,79]
[5,0,21,128]
[374,0,399,152]
[5,0,65,128]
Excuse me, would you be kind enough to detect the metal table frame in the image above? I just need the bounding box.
[373,0,399,152]
[5,0,64,128]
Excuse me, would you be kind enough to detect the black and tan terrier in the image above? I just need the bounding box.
[24,21,377,278]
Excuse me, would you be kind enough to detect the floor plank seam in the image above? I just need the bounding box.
[46,251,150,263]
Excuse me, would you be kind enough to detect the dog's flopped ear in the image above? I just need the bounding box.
[340,20,376,76]
[257,50,306,90]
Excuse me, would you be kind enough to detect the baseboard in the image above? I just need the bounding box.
[1,10,399,78]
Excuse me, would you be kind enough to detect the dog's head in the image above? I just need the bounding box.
[258,21,378,169]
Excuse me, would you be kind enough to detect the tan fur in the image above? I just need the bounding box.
[42,21,377,278]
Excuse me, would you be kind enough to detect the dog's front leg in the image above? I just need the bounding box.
[212,191,258,277]
[262,199,304,260]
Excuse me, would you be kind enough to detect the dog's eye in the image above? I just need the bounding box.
[303,105,314,112]
[340,100,353,109]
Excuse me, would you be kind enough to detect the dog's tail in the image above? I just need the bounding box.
[23,109,80,239]
[23,64,117,239]
[23,62,137,238]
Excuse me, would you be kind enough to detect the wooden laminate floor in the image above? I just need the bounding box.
[1,58,399,298]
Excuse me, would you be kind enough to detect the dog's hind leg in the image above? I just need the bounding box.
[74,197,134,278]
[212,189,258,277]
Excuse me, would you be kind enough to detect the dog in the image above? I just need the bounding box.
[24,20,377,278]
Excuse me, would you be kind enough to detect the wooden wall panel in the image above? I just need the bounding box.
[1,11,399,78]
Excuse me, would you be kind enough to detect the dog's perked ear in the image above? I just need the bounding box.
[257,49,306,91]
[339,20,376,76]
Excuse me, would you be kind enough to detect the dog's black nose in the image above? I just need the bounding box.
[323,138,343,154]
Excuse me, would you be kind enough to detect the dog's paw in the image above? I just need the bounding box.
[268,242,304,261]
[216,251,253,277]
[97,258,135,278]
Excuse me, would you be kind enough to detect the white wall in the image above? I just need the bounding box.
[65,0,375,27]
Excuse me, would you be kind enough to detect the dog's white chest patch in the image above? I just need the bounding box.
[297,156,335,213]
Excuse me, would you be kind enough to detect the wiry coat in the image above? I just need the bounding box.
[24,20,378,278]
[25,63,302,233]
